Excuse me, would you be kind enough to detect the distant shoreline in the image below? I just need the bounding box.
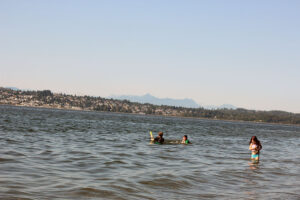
[1,104,299,127]
[1,87,299,125]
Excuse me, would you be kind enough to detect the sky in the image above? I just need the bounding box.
[0,0,300,113]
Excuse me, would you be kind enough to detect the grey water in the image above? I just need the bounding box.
[0,105,300,200]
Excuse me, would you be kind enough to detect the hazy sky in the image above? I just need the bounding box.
[1,0,300,113]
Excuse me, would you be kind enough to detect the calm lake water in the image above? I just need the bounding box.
[0,105,300,200]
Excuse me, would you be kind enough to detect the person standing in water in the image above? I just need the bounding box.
[249,136,262,161]
[181,135,190,144]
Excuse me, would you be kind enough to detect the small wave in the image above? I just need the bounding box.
[27,128,37,133]
[5,151,26,157]
[139,178,192,190]
[4,189,33,199]
[4,138,20,144]
[4,119,11,123]
[38,150,53,155]
[68,151,91,156]
[104,160,127,165]
[70,187,119,198]
[1,197,33,200]
[0,157,14,162]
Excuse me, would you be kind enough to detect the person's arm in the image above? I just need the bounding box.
[150,131,154,141]
[249,144,252,150]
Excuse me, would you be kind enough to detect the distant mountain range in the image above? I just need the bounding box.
[109,94,237,110]
[5,87,236,110]
[109,94,199,108]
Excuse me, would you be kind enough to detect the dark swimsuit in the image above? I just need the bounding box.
[154,137,164,144]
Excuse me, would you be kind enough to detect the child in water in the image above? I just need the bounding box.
[153,132,164,144]
[181,135,190,144]
[249,136,262,161]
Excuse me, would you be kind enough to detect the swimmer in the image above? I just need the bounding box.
[249,136,262,161]
[153,132,164,144]
[181,135,190,144]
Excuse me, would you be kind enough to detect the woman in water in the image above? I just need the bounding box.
[249,136,262,161]
[181,135,190,144]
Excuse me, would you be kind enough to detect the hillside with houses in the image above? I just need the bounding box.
[1,87,299,125]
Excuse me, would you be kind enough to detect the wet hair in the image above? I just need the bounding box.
[158,132,163,137]
[184,135,188,139]
[249,136,261,146]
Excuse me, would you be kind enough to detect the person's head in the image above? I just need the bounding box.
[183,135,188,140]
[158,132,163,137]
[249,136,259,145]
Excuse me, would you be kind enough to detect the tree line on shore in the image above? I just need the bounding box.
[1,88,300,125]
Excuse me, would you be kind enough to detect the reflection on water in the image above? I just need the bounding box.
[249,161,260,170]
[0,105,300,199]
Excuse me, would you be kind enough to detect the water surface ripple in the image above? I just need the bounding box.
[0,105,300,199]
